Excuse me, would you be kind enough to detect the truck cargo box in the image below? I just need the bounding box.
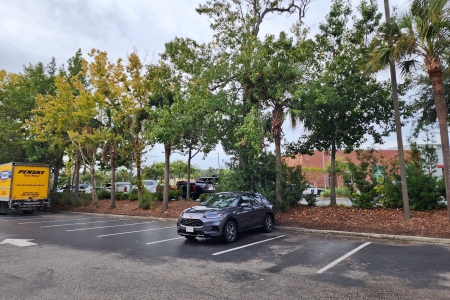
[0,162,51,214]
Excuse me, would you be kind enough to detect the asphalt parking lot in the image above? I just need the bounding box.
[1,211,449,299]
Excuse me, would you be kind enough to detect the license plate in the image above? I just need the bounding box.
[186,226,194,233]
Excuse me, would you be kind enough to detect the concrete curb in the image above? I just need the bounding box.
[52,210,450,245]
[275,226,450,245]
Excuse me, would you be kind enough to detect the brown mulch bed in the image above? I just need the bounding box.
[52,199,450,239]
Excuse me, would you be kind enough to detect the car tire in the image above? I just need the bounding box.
[223,220,237,243]
[262,214,273,233]
[185,236,196,240]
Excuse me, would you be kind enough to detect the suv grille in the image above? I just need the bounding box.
[181,218,203,227]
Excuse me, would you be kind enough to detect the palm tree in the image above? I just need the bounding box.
[369,0,450,219]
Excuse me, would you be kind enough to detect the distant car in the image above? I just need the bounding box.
[177,181,204,200]
[115,182,134,193]
[302,185,326,196]
[57,184,92,193]
[177,191,274,243]
[143,180,159,193]
[102,183,112,192]
[195,176,219,193]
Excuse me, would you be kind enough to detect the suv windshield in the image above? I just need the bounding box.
[202,192,239,208]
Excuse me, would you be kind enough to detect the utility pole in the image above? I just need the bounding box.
[217,152,221,170]
[384,0,410,220]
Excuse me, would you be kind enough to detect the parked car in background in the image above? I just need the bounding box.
[177,191,274,243]
[176,181,203,200]
[102,183,112,192]
[115,182,134,193]
[302,185,326,196]
[195,176,219,193]
[57,183,92,193]
[143,180,159,193]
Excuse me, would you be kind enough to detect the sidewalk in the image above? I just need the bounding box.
[299,197,352,206]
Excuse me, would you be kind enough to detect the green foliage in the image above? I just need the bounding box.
[222,151,277,194]
[199,193,208,203]
[50,192,73,206]
[128,192,139,201]
[150,186,182,201]
[320,188,351,198]
[97,189,111,200]
[115,192,128,201]
[344,150,380,209]
[302,194,317,207]
[138,191,157,209]
[279,164,309,210]
[405,144,442,210]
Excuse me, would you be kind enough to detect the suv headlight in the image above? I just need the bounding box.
[204,213,223,219]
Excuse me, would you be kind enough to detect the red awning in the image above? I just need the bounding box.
[437,164,444,168]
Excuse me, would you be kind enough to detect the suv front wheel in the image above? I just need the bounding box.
[223,220,237,243]
[262,214,273,233]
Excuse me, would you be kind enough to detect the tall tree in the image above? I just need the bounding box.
[369,0,450,219]
[162,37,221,199]
[146,62,183,210]
[195,0,311,200]
[88,49,129,209]
[288,0,395,205]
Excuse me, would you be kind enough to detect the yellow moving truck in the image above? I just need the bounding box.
[0,162,51,214]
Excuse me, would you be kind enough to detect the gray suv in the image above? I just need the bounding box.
[177,192,274,243]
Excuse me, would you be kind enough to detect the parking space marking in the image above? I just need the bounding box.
[18,217,100,224]
[66,221,154,231]
[146,237,184,245]
[97,226,175,237]
[212,235,285,256]
[317,242,371,274]
[40,220,119,228]
[1,216,52,221]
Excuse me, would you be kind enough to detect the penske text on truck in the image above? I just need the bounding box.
[0,162,51,214]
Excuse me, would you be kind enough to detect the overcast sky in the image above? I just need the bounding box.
[1,0,411,169]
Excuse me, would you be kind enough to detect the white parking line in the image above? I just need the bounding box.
[98,227,175,237]
[1,216,52,221]
[66,222,154,231]
[40,220,119,228]
[146,237,184,245]
[212,235,285,256]
[317,242,371,274]
[19,217,99,224]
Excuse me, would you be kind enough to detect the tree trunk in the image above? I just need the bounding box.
[134,138,143,195]
[110,150,116,209]
[426,55,450,220]
[52,151,64,193]
[73,150,81,202]
[187,149,192,200]
[162,144,171,211]
[90,150,98,206]
[330,143,337,206]
[272,104,284,207]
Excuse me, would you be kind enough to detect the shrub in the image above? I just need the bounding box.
[303,193,317,206]
[97,189,111,200]
[169,188,182,200]
[50,192,73,206]
[344,150,380,209]
[128,192,138,201]
[115,192,128,200]
[320,187,351,198]
[138,191,157,209]
[405,145,442,210]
